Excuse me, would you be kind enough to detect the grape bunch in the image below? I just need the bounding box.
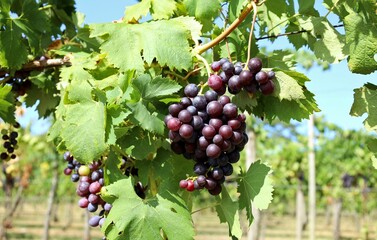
[165,84,248,195]
[0,122,20,161]
[209,57,275,95]
[63,152,110,228]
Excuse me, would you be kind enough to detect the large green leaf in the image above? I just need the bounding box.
[215,187,242,239]
[237,161,273,225]
[344,12,377,74]
[101,178,195,240]
[183,0,221,32]
[133,74,182,100]
[350,83,377,131]
[90,17,201,73]
[124,0,177,21]
[127,101,165,135]
[0,85,15,123]
[60,100,107,163]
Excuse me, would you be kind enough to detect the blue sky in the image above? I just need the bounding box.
[22,0,376,134]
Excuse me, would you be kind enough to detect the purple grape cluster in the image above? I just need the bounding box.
[63,152,111,228]
[165,84,248,195]
[0,122,20,161]
[209,57,275,95]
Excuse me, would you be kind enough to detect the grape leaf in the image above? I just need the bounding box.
[0,25,28,69]
[124,0,176,21]
[344,12,377,74]
[133,74,182,100]
[101,178,195,240]
[60,100,107,163]
[350,83,377,131]
[104,150,125,185]
[237,160,273,225]
[90,17,201,73]
[0,85,15,123]
[298,17,347,63]
[117,127,164,160]
[215,187,242,239]
[297,0,319,16]
[258,0,288,37]
[183,0,221,32]
[127,101,165,135]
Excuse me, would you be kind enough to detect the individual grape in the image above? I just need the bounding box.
[202,125,216,139]
[104,203,112,211]
[248,57,263,73]
[239,70,254,86]
[228,75,242,94]
[184,84,199,97]
[196,175,207,187]
[211,61,222,72]
[221,140,232,152]
[9,132,18,139]
[260,80,275,95]
[228,151,240,163]
[204,90,218,102]
[13,122,20,128]
[206,101,223,118]
[255,71,269,84]
[168,103,183,117]
[212,167,224,180]
[91,171,101,181]
[71,173,80,182]
[10,154,16,159]
[218,95,231,106]
[0,152,8,159]
[99,218,106,227]
[222,61,235,75]
[217,154,229,167]
[87,203,98,212]
[164,114,173,125]
[178,110,192,123]
[166,118,181,131]
[205,178,217,190]
[234,65,243,75]
[179,124,194,139]
[219,125,233,139]
[208,118,222,131]
[2,135,9,140]
[208,184,222,196]
[231,131,244,145]
[88,194,100,204]
[198,136,210,151]
[219,71,229,84]
[222,163,234,176]
[134,182,146,199]
[192,96,207,110]
[223,103,238,119]
[78,181,90,194]
[88,216,101,227]
[206,144,221,158]
[267,70,275,79]
[198,111,209,122]
[179,179,188,189]
[186,180,195,192]
[78,198,89,208]
[208,74,224,92]
[63,151,72,161]
[180,97,192,108]
[98,178,105,186]
[7,147,14,153]
[89,182,102,194]
[191,116,204,131]
[228,119,241,130]
[78,165,91,176]
[193,163,208,175]
[213,134,224,146]
[64,168,72,175]
[186,106,197,115]
[219,58,228,65]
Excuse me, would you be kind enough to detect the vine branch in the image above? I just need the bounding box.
[0,57,71,78]
[195,2,255,55]
[256,24,344,41]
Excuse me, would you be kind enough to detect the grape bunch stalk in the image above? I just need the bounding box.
[63,152,111,228]
[0,122,20,161]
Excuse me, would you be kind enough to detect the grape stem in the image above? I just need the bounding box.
[194,2,256,55]
[245,1,258,69]
[191,202,221,215]
[195,53,211,94]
